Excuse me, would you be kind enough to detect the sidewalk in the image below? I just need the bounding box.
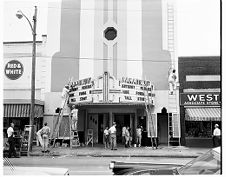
[29,144,210,158]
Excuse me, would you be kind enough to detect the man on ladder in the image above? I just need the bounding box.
[51,80,72,148]
[60,84,70,112]
[70,105,80,148]
[71,105,78,131]
[168,69,177,95]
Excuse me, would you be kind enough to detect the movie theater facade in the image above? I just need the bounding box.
[68,72,158,144]
[44,0,180,145]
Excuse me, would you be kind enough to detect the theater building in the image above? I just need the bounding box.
[44,0,180,146]
[179,56,221,147]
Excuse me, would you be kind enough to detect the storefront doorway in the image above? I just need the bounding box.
[114,114,131,144]
[87,113,109,144]
[157,113,168,145]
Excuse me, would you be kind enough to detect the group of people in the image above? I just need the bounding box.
[122,126,133,148]
[104,122,117,150]
[103,123,144,149]
[6,122,51,158]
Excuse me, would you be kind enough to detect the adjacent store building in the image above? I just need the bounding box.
[179,56,221,147]
[3,38,48,139]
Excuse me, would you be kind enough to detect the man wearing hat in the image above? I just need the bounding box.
[212,124,221,147]
[109,122,117,150]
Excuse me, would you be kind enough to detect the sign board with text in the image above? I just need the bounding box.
[5,60,24,80]
[180,93,221,106]
[69,73,155,105]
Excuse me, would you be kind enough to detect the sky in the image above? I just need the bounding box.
[2,0,221,57]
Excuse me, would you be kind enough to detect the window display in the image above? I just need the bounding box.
[185,121,212,138]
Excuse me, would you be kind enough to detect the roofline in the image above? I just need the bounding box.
[3,41,43,44]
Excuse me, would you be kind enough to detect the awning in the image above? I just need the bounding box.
[4,104,44,118]
[185,108,221,121]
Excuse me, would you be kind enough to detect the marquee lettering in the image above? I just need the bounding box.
[124,96,132,100]
[79,91,86,96]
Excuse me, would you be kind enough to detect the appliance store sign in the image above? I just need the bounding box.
[180,93,221,106]
[5,60,24,80]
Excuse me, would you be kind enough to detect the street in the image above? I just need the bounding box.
[4,156,194,175]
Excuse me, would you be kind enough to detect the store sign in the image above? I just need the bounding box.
[5,60,24,80]
[180,93,221,106]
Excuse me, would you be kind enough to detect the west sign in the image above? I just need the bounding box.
[180,93,221,106]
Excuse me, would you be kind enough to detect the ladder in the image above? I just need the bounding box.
[86,129,93,147]
[51,94,69,147]
[51,78,73,148]
[168,80,181,146]
[143,82,156,149]
[70,130,80,148]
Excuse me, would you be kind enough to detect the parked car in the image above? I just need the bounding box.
[109,147,221,175]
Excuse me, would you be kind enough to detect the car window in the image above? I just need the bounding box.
[178,150,221,175]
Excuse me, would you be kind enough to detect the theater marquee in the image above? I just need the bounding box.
[69,72,155,105]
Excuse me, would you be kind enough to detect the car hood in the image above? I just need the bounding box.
[111,160,183,169]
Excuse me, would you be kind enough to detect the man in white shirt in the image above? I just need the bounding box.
[109,122,117,150]
[168,69,177,95]
[7,123,19,158]
[60,85,70,110]
[122,126,126,146]
[38,122,51,152]
[213,124,221,147]
[71,105,78,131]
[103,127,109,149]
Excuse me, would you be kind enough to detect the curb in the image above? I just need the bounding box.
[76,154,198,158]
[28,153,61,157]
[27,153,198,158]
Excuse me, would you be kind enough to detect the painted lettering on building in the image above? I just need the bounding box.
[180,93,221,106]
[5,60,24,80]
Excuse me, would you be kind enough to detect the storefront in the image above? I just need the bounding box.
[68,72,157,145]
[180,92,221,147]
[3,99,44,139]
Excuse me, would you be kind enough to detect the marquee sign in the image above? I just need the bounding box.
[69,72,155,105]
[5,60,24,80]
[120,77,154,103]
[180,92,221,106]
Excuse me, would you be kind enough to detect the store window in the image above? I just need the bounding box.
[185,121,221,138]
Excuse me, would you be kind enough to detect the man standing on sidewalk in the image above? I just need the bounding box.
[7,123,19,158]
[38,122,51,153]
[212,124,221,147]
[109,122,117,150]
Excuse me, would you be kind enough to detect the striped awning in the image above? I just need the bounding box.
[4,104,44,118]
[185,108,221,121]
